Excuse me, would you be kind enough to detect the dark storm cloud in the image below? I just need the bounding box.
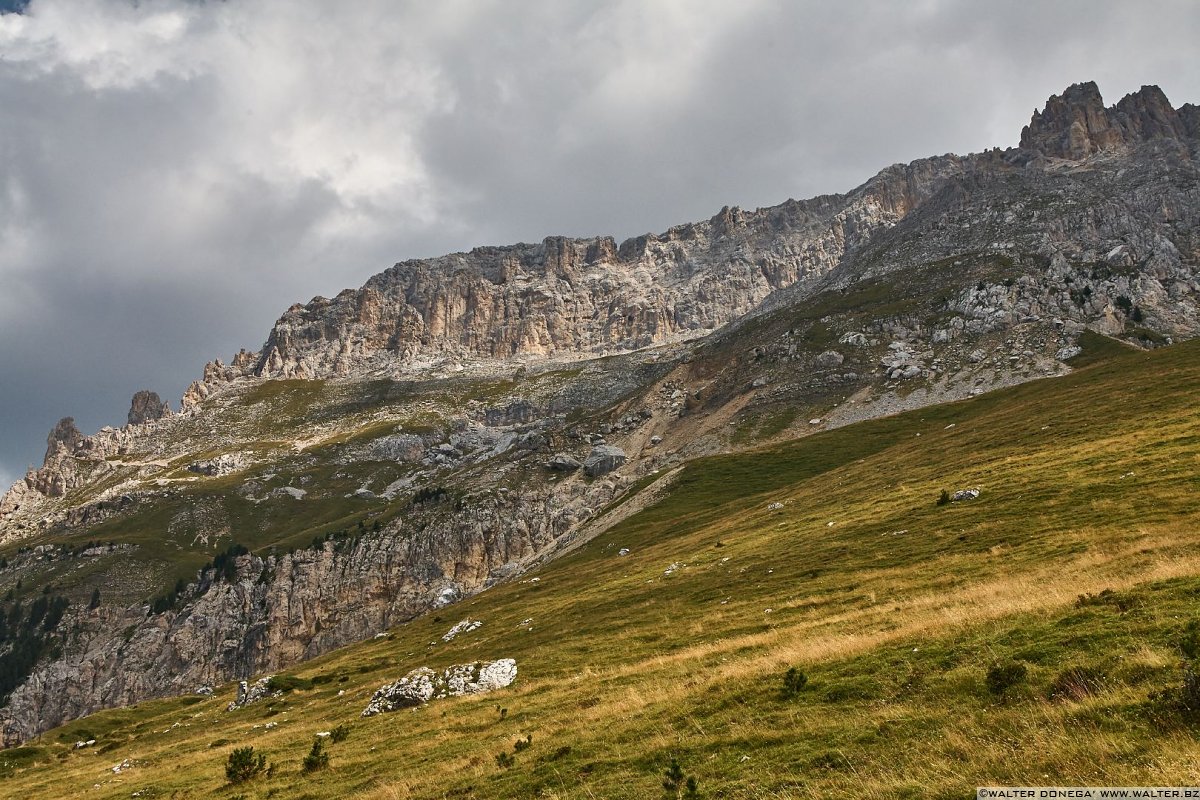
[1,0,1198,483]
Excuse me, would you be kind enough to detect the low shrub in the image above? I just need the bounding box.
[1048,666,1105,701]
[267,675,314,693]
[780,667,808,699]
[1075,588,1139,613]
[662,757,698,797]
[1150,663,1200,719]
[1180,621,1200,660]
[985,661,1028,698]
[225,746,268,784]
[808,750,852,771]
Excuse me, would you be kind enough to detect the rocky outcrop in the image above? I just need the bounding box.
[181,350,258,410]
[361,659,517,716]
[127,391,170,426]
[1020,82,1198,160]
[226,676,277,710]
[187,452,250,477]
[43,417,86,463]
[19,418,93,499]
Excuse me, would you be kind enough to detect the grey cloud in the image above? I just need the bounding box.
[1,0,1198,481]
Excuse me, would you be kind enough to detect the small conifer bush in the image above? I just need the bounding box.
[225,746,267,784]
[301,737,330,773]
[781,667,808,699]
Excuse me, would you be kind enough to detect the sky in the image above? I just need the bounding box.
[1,0,1198,487]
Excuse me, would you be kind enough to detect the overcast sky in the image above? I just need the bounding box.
[1,0,1198,487]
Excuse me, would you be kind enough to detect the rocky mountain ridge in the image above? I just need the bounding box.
[0,82,1198,744]
[252,156,962,381]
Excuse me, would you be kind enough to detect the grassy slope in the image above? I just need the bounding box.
[6,336,1200,798]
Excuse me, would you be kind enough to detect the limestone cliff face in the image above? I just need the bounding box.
[0,479,614,743]
[254,156,963,380]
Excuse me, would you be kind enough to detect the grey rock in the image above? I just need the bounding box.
[367,434,427,462]
[545,454,582,472]
[839,332,869,347]
[583,446,627,477]
[187,452,248,477]
[441,618,482,642]
[814,350,844,368]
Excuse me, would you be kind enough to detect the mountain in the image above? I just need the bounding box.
[0,81,1197,758]
[5,314,1200,798]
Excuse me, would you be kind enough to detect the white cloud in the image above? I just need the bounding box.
[0,0,1198,476]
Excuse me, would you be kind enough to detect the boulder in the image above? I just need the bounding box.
[814,350,844,368]
[583,445,627,477]
[545,453,582,472]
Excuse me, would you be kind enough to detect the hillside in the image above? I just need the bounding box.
[0,80,1197,752]
[3,334,1200,797]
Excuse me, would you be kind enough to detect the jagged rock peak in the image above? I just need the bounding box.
[1020,81,1198,160]
[44,417,84,464]
[127,391,170,426]
[181,349,259,410]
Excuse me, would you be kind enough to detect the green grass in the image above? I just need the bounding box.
[6,338,1200,797]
